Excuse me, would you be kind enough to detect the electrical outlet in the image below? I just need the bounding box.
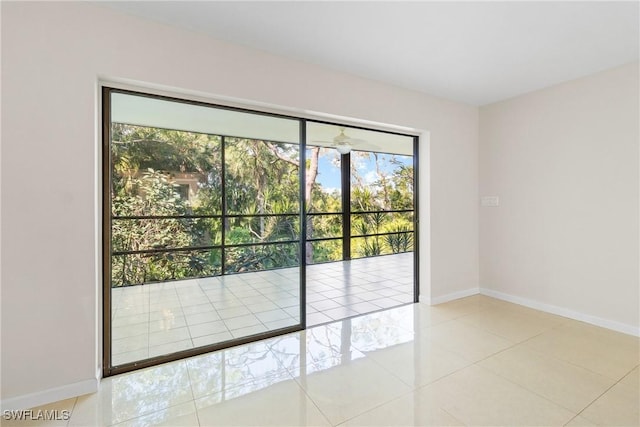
[481,196,500,207]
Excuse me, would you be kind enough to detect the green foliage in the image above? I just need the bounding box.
[309,240,342,263]
[225,243,300,274]
[111,168,222,285]
[111,124,221,175]
[224,138,299,215]
[385,225,414,254]
[109,124,415,286]
[353,212,385,257]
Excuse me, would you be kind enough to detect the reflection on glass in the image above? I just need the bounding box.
[184,340,296,409]
[107,363,193,425]
[270,310,415,380]
[270,323,366,378]
[336,309,415,352]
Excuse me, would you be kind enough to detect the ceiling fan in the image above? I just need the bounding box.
[312,127,367,154]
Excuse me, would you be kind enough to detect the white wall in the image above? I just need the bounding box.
[1,2,479,407]
[479,63,639,334]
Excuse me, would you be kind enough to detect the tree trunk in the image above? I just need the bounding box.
[305,147,320,264]
[373,153,390,209]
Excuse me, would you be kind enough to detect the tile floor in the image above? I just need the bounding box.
[111,253,414,365]
[8,295,639,426]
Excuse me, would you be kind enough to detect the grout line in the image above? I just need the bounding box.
[468,361,584,422]
[571,363,640,423]
[332,387,415,426]
[110,255,413,365]
[65,396,80,427]
[517,334,632,383]
[462,321,639,422]
[440,407,467,426]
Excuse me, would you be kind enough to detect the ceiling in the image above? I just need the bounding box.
[112,91,414,155]
[103,1,639,106]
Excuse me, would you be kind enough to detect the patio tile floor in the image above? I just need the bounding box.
[110,252,414,365]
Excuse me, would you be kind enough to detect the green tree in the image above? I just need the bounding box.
[109,123,415,285]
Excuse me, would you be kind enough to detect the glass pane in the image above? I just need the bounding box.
[111,124,222,216]
[306,214,342,239]
[351,151,414,212]
[111,249,222,287]
[225,216,299,244]
[306,145,342,213]
[109,91,303,369]
[307,240,342,264]
[350,233,414,259]
[351,236,390,258]
[112,218,221,252]
[351,212,414,236]
[224,243,300,274]
[225,138,300,215]
[383,231,414,255]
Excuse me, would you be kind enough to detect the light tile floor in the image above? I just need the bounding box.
[110,253,414,365]
[7,295,639,426]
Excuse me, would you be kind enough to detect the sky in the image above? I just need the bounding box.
[312,149,412,191]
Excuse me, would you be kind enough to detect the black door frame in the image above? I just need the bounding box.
[102,87,419,377]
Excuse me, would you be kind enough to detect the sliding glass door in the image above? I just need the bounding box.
[103,89,305,375]
[304,122,417,326]
[103,89,418,375]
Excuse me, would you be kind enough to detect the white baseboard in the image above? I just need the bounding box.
[480,288,640,337]
[0,378,98,411]
[426,287,479,305]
